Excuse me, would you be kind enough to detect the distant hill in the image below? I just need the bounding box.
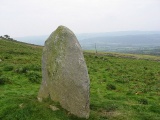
[14,31,160,55]
[80,34,160,55]
[15,35,48,46]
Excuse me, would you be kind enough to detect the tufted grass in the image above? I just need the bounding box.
[0,39,160,120]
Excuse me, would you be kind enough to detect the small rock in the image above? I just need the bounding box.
[19,103,24,108]
[37,97,42,102]
[49,105,59,111]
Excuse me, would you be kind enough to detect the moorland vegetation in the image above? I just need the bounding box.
[0,38,160,120]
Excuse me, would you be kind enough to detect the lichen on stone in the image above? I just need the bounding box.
[38,26,90,118]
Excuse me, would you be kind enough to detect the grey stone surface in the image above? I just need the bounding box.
[38,26,90,118]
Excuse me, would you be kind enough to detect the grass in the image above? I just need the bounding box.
[0,38,160,120]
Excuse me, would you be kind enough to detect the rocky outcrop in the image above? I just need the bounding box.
[38,26,90,118]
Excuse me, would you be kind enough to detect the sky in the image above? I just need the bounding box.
[0,0,160,37]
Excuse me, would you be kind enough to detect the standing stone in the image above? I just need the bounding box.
[38,26,90,118]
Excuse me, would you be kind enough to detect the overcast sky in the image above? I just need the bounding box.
[0,0,160,37]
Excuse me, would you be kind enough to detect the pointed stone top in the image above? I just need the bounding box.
[54,25,75,36]
[57,25,67,29]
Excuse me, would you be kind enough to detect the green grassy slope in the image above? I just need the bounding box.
[0,39,160,120]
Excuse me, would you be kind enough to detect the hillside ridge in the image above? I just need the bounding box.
[1,38,160,61]
[0,37,160,120]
